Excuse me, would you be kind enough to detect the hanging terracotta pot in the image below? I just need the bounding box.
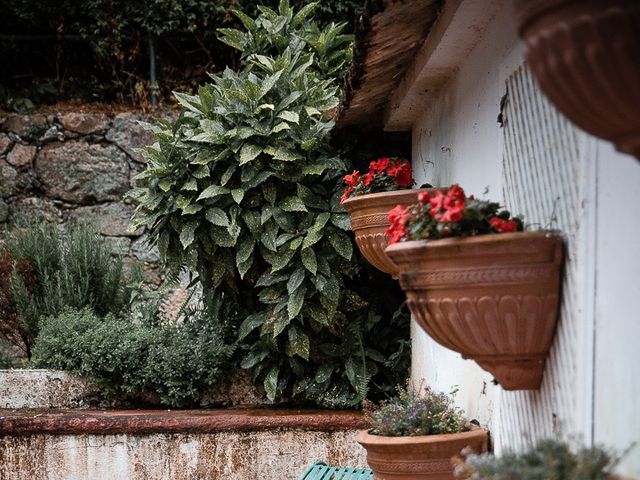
[386,232,564,390]
[514,0,640,159]
[357,428,488,480]
[341,188,435,278]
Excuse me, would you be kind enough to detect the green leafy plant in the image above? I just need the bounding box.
[453,439,619,480]
[387,184,524,244]
[1,223,139,358]
[32,303,235,407]
[363,383,465,437]
[129,1,409,407]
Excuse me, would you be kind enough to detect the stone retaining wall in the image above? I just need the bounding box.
[0,108,162,280]
[0,369,266,409]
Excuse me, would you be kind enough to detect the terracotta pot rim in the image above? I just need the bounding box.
[386,230,562,252]
[356,428,487,446]
[341,187,434,209]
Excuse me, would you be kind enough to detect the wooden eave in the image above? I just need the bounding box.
[338,0,505,131]
[336,0,443,129]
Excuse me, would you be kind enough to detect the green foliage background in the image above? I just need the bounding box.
[131,1,409,408]
[0,0,364,109]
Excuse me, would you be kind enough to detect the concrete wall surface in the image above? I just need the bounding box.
[0,430,366,480]
[0,369,267,409]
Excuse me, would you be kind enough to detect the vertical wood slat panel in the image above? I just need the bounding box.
[496,65,582,453]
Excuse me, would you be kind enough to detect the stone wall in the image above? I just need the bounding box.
[0,108,161,277]
[0,369,266,409]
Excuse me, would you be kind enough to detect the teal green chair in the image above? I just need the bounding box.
[299,461,374,479]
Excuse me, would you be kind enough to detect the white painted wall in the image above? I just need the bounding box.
[592,141,640,476]
[410,3,517,432]
[408,4,640,477]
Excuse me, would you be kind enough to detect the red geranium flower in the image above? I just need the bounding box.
[386,205,410,244]
[343,170,361,187]
[340,186,354,203]
[369,157,390,173]
[428,190,445,218]
[417,191,431,204]
[489,216,518,233]
[363,171,375,186]
[387,161,413,187]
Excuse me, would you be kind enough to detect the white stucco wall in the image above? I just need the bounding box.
[408,4,640,477]
[409,4,516,431]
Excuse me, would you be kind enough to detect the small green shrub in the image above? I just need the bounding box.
[363,384,465,436]
[454,439,617,480]
[32,305,235,407]
[1,223,140,358]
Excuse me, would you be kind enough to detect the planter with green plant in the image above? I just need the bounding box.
[453,438,622,479]
[357,384,488,480]
[340,158,438,278]
[385,185,564,390]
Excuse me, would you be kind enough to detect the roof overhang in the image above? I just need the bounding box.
[337,0,443,129]
[337,0,505,131]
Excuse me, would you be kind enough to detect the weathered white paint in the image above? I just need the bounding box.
[592,141,640,476]
[400,0,640,476]
[409,2,519,431]
[0,431,366,480]
[0,369,96,408]
[385,0,505,131]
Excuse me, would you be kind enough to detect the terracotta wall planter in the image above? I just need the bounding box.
[386,232,564,390]
[514,0,640,160]
[357,428,488,480]
[341,189,433,278]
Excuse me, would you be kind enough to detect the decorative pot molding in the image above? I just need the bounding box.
[514,0,640,159]
[386,232,564,390]
[341,188,434,278]
[356,428,488,479]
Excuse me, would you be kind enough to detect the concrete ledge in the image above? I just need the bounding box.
[0,369,266,408]
[0,409,368,479]
[0,370,97,409]
[0,408,366,435]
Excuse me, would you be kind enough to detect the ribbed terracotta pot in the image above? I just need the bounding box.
[341,189,434,278]
[514,0,640,159]
[357,428,488,480]
[386,232,564,390]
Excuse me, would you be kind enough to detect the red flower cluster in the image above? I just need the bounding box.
[386,184,524,244]
[340,157,415,203]
[419,184,466,222]
[489,216,518,233]
[385,205,410,244]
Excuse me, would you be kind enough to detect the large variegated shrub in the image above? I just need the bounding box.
[129,1,409,407]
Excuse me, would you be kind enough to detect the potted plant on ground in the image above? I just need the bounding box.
[340,157,438,277]
[357,383,488,480]
[453,438,621,479]
[385,185,564,390]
